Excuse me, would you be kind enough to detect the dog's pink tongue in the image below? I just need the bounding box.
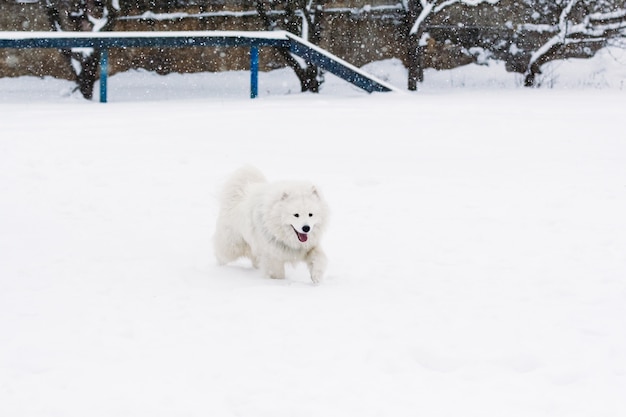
[297,231,308,242]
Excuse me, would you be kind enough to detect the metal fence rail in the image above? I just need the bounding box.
[0,30,396,101]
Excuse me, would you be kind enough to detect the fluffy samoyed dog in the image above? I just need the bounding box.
[214,166,329,284]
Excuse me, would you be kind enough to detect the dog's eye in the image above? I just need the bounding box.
[309,213,313,217]
[293,214,299,218]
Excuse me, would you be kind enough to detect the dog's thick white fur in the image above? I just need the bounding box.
[214,166,329,284]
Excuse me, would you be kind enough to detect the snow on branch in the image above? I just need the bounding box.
[117,10,261,21]
[589,9,626,23]
[528,2,626,65]
[408,0,501,35]
[523,0,626,86]
[117,4,405,22]
[527,0,579,68]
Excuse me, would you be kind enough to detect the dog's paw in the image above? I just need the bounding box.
[266,267,285,280]
[310,273,323,286]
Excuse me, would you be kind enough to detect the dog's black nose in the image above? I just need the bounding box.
[302,225,310,233]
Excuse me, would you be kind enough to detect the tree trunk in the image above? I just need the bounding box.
[77,50,100,100]
[523,70,536,87]
[407,34,424,91]
[406,0,423,91]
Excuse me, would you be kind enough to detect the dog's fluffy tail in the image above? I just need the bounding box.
[219,165,267,211]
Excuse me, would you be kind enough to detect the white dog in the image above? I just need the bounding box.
[214,166,329,284]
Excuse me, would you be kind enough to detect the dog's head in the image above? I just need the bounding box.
[270,182,328,246]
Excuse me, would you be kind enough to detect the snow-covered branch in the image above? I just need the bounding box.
[527,0,579,70]
[523,0,626,86]
[409,2,433,35]
[408,0,501,35]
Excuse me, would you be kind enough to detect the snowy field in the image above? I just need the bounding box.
[2,47,626,417]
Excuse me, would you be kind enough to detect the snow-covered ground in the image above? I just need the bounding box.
[1,48,626,417]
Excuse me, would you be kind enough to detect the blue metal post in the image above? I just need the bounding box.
[250,46,259,99]
[99,48,108,103]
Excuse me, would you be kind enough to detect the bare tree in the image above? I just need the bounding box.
[45,0,119,99]
[402,0,501,90]
[255,0,325,92]
[522,0,626,86]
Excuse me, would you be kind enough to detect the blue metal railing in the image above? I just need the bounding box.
[0,30,396,101]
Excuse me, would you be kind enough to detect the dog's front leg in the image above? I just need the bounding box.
[306,247,327,285]
[262,258,285,280]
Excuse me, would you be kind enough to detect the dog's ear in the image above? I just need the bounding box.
[281,192,289,200]
[311,186,320,198]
